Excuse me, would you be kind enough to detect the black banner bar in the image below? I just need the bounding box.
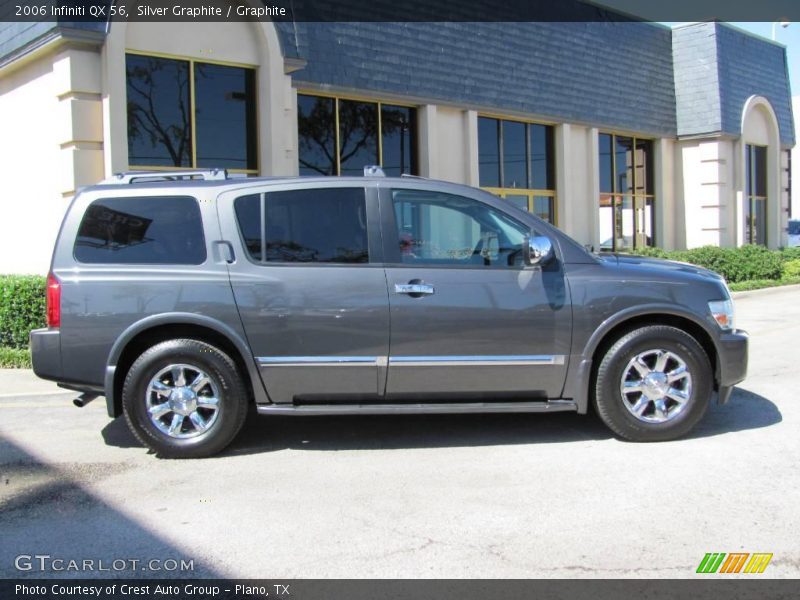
[3,579,800,600]
[2,0,800,23]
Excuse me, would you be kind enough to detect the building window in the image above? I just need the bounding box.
[599,133,655,251]
[745,144,768,245]
[297,94,417,177]
[126,53,257,173]
[478,116,556,225]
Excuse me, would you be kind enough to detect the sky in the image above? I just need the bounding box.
[662,22,800,98]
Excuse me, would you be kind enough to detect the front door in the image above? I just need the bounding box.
[381,186,571,400]
[217,183,389,403]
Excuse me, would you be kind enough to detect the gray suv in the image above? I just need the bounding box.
[31,169,748,458]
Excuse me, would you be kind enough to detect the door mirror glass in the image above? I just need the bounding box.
[525,235,554,266]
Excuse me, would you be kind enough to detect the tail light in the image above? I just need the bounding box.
[46,272,61,328]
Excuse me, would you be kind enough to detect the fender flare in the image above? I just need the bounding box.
[569,303,721,414]
[104,312,269,417]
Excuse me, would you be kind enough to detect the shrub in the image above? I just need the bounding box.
[779,247,800,262]
[620,244,783,283]
[783,258,800,279]
[723,245,783,282]
[0,275,47,349]
[629,246,671,259]
[0,346,32,369]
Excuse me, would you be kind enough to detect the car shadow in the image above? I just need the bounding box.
[0,435,221,578]
[688,386,782,439]
[100,386,782,457]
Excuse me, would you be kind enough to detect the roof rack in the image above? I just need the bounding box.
[98,169,229,185]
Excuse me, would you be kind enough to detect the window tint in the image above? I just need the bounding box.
[233,188,369,264]
[75,197,206,264]
[234,194,262,260]
[392,190,527,268]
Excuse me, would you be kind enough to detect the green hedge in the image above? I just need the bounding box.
[628,245,787,283]
[0,275,47,350]
[0,346,32,368]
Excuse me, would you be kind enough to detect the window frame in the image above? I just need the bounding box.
[72,195,207,266]
[125,50,259,176]
[478,114,557,226]
[231,185,379,268]
[381,187,535,270]
[296,90,419,177]
[598,132,656,252]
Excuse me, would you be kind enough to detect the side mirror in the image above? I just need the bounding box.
[524,235,554,266]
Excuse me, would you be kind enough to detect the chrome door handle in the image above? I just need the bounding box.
[394,282,435,296]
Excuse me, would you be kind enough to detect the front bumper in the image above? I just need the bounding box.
[717,329,748,404]
[30,328,62,382]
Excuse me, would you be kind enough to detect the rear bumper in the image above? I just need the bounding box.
[717,329,748,404]
[30,328,62,382]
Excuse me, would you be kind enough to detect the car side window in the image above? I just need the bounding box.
[391,189,528,268]
[234,187,369,264]
[74,196,206,265]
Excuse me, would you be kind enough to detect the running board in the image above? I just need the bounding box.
[256,400,577,416]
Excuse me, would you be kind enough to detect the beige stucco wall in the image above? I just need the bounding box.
[0,45,105,275]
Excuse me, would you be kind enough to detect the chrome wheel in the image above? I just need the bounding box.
[146,364,221,439]
[619,349,693,424]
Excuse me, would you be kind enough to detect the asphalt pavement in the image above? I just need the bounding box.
[1,286,798,578]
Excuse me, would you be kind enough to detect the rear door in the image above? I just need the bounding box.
[217,181,389,404]
[380,185,571,400]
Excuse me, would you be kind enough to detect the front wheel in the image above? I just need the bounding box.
[593,325,712,442]
[122,339,249,458]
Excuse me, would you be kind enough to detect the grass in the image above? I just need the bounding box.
[0,346,31,369]
[728,277,800,292]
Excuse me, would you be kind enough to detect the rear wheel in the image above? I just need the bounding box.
[594,325,712,442]
[122,339,248,458]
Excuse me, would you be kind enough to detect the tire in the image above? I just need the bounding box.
[122,339,249,458]
[593,325,712,442]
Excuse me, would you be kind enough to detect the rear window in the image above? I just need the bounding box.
[790,221,800,236]
[234,188,369,264]
[74,196,206,264]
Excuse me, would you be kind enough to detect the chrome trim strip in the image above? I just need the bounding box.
[389,355,566,367]
[258,356,379,367]
[257,355,566,367]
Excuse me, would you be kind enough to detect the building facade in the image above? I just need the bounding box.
[0,13,794,274]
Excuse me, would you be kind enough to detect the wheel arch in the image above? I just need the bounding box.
[104,313,269,418]
[572,306,721,414]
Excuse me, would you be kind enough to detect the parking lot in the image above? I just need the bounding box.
[1,285,798,579]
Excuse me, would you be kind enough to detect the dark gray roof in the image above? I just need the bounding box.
[672,22,795,146]
[284,21,678,138]
[0,20,105,68]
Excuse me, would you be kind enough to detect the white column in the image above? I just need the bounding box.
[418,105,438,179]
[464,110,479,187]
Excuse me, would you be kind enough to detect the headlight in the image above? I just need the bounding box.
[708,299,734,331]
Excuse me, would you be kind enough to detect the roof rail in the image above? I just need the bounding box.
[98,169,228,185]
[363,165,386,177]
